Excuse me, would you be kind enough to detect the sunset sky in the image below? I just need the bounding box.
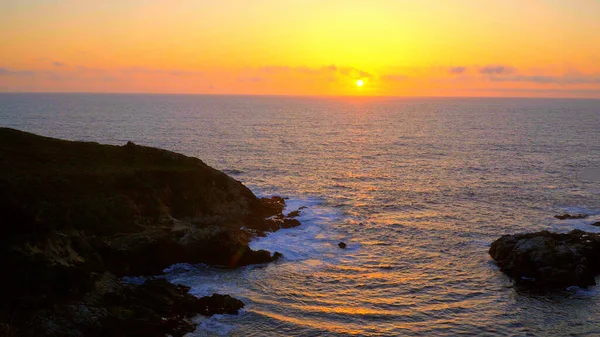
[1,0,600,97]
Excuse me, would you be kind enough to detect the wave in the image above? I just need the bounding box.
[161,190,346,336]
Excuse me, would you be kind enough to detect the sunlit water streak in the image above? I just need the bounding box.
[1,94,600,336]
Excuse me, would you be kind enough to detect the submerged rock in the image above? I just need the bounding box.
[554,213,588,220]
[338,242,347,249]
[489,229,600,288]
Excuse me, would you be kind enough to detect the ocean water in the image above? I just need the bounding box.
[2,93,600,336]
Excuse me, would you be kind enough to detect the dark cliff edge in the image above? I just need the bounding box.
[0,128,301,336]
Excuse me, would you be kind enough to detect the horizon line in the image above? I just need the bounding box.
[1,91,599,101]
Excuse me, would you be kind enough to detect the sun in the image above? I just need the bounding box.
[356,79,364,87]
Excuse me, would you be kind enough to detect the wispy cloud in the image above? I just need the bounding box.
[169,70,201,76]
[468,87,600,96]
[490,74,600,85]
[260,65,323,74]
[449,66,467,74]
[121,67,202,76]
[0,65,204,84]
[337,66,373,79]
[480,65,515,75]
[258,65,373,79]
[0,67,35,77]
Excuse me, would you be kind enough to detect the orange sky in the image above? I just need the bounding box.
[1,0,600,97]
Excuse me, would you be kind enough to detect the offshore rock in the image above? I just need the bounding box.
[489,229,600,288]
[0,128,297,336]
[287,210,301,218]
[554,213,588,220]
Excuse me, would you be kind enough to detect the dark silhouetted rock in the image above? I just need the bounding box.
[555,213,588,220]
[26,275,244,337]
[282,218,301,228]
[0,128,300,336]
[489,229,600,288]
[338,242,347,249]
[196,294,244,315]
[259,196,286,215]
[590,221,600,227]
[272,252,284,260]
[257,215,302,234]
[287,210,301,218]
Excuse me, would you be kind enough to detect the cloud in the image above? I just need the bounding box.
[258,65,373,79]
[169,70,201,76]
[468,87,600,96]
[337,67,373,79]
[480,65,515,75]
[1,65,205,86]
[449,66,467,74]
[121,67,202,76]
[490,74,600,85]
[259,65,327,75]
[260,65,317,74]
[381,74,408,82]
[471,65,600,85]
[0,67,35,76]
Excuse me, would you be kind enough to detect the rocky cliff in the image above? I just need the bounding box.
[0,128,300,336]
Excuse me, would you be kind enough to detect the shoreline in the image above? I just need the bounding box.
[0,127,302,336]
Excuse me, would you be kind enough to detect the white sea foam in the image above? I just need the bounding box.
[186,314,239,336]
[163,192,345,335]
[249,195,349,263]
[164,263,252,298]
[548,207,600,233]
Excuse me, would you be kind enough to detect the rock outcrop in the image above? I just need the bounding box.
[0,128,300,336]
[554,213,588,220]
[21,275,244,337]
[489,229,600,288]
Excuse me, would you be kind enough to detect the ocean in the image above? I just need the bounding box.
[1,93,600,336]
